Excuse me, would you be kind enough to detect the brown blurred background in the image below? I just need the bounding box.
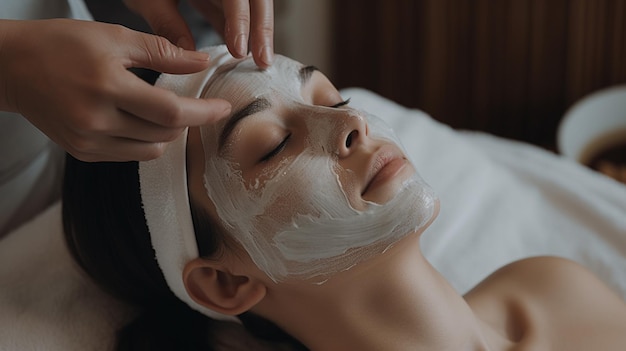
[328,0,626,149]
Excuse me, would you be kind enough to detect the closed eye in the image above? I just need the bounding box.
[260,133,291,162]
[257,98,348,163]
[330,98,351,108]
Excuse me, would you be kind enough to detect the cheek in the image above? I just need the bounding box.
[251,151,350,226]
[239,131,308,191]
[335,165,368,211]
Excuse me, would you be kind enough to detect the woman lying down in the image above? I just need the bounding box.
[63,45,626,351]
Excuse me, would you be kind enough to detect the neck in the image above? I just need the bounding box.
[260,235,512,351]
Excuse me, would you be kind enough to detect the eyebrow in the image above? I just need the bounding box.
[219,98,272,151]
[299,65,318,85]
[217,65,319,151]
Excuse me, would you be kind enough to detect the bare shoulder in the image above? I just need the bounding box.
[489,256,617,296]
[466,256,626,350]
[468,256,624,306]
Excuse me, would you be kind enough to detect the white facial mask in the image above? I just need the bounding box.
[198,54,437,282]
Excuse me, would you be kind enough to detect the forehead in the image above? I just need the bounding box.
[200,54,304,104]
[198,54,309,152]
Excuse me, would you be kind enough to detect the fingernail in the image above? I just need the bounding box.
[235,34,248,57]
[190,51,210,62]
[223,103,232,115]
[261,45,273,67]
[218,101,232,117]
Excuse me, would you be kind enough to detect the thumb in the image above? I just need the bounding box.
[127,32,211,75]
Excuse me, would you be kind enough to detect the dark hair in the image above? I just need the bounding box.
[62,154,306,350]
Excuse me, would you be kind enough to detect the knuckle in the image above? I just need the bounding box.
[109,23,132,40]
[142,143,166,160]
[257,25,274,38]
[71,111,108,133]
[162,128,184,143]
[70,150,96,163]
[79,65,118,101]
[80,153,100,163]
[252,13,274,32]
[144,35,181,65]
[154,34,177,55]
[231,12,251,27]
[67,135,96,156]
[159,99,185,127]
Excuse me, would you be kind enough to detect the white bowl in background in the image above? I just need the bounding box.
[557,85,626,164]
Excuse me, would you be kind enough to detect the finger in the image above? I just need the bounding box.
[126,32,211,74]
[70,137,170,162]
[60,127,165,162]
[124,0,196,50]
[111,110,186,143]
[222,0,251,58]
[115,72,232,128]
[249,0,274,68]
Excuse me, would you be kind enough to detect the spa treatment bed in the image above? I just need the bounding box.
[1,88,625,350]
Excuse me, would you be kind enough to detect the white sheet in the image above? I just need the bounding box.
[1,88,625,350]
[342,87,626,297]
[0,203,131,351]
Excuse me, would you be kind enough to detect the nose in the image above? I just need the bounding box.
[336,111,368,158]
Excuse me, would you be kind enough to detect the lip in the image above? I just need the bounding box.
[361,145,409,196]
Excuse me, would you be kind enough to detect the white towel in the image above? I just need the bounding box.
[138,45,239,323]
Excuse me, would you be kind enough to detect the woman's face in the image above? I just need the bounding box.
[187,53,438,283]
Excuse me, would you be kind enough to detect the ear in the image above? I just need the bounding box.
[183,258,266,316]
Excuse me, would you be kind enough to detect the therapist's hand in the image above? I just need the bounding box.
[0,19,231,162]
[124,0,274,68]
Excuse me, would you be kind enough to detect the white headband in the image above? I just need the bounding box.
[138,45,239,323]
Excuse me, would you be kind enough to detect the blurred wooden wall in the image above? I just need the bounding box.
[332,0,626,147]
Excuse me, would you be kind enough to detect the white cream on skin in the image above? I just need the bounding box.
[198,52,437,282]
